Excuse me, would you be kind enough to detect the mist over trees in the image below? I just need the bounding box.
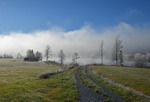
[122,52,150,68]
[0,31,149,68]
[16,53,24,59]
[125,54,134,61]
[0,22,150,67]
[0,54,13,59]
[133,53,150,67]
[146,53,150,63]
[134,53,146,67]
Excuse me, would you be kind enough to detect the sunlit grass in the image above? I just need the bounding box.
[93,66,150,96]
[87,66,146,102]
[0,59,79,101]
[0,59,60,83]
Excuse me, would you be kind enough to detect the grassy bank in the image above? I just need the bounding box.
[0,59,79,102]
[93,66,150,96]
[87,67,146,101]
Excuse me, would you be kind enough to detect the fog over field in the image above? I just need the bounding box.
[0,22,150,64]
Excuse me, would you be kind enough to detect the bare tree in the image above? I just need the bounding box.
[58,49,65,64]
[45,45,52,61]
[100,40,104,64]
[16,53,23,59]
[111,36,123,64]
[72,52,80,65]
[134,53,146,67]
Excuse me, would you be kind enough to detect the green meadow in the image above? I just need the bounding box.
[0,59,150,102]
[93,66,150,96]
[0,59,78,102]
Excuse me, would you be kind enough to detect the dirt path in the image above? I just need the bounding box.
[85,68,126,102]
[75,67,126,102]
[75,68,105,102]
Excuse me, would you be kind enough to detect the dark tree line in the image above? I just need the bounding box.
[24,49,42,61]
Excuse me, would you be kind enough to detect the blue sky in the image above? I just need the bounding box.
[0,0,150,63]
[0,0,150,33]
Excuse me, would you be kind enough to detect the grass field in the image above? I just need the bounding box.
[93,66,150,96]
[0,59,79,102]
[1,59,149,101]
[0,59,60,83]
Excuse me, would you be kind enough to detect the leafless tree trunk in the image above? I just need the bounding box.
[72,52,80,65]
[58,49,65,64]
[45,45,52,61]
[119,50,124,66]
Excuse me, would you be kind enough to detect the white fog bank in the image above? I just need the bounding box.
[0,22,150,64]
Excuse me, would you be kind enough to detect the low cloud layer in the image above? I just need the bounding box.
[0,22,150,64]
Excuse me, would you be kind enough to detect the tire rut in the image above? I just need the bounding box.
[75,68,105,102]
[85,68,126,102]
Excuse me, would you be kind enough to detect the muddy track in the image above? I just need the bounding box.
[75,68,105,102]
